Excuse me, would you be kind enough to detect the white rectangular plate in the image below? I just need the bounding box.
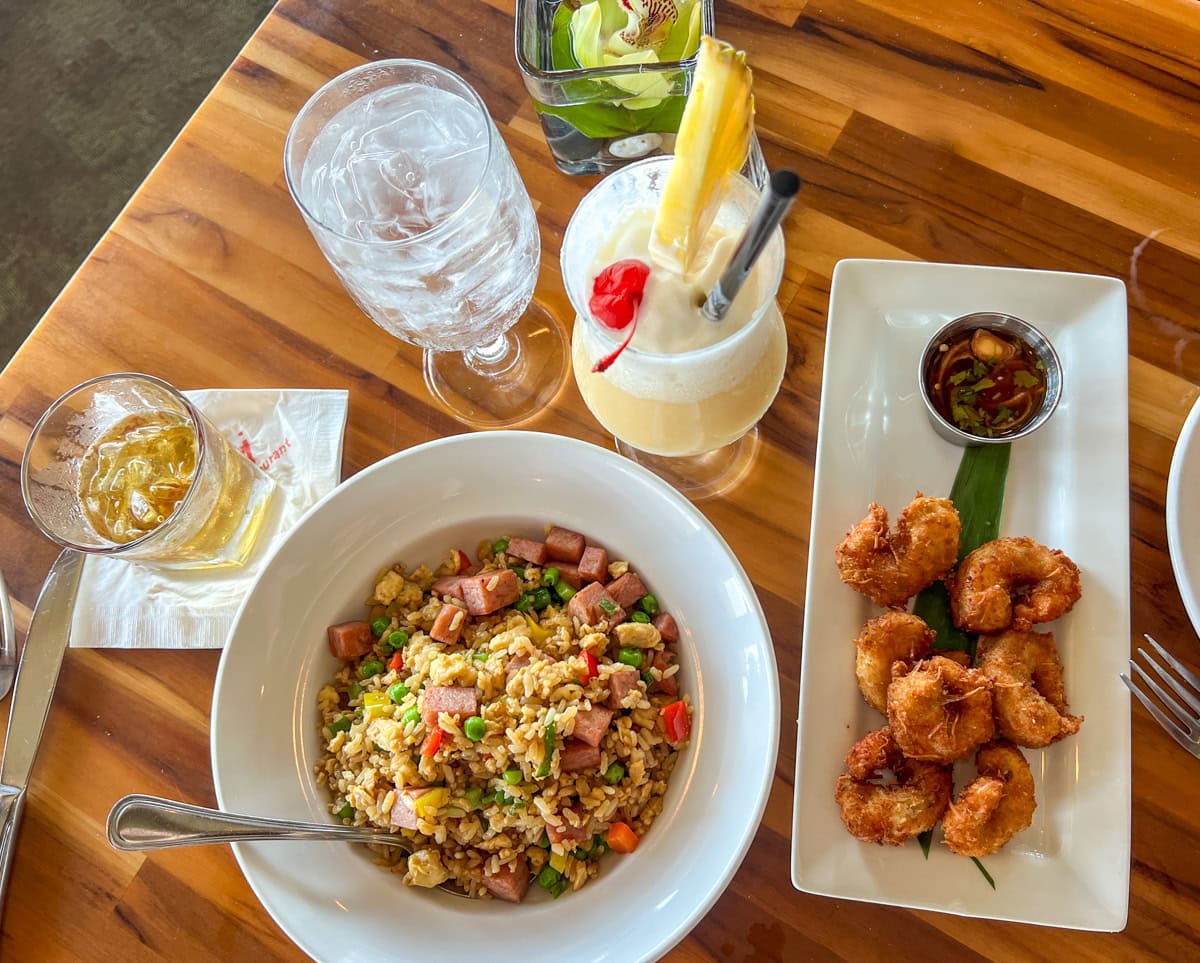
[791,260,1131,931]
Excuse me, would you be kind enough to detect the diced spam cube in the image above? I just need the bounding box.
[606,572,648,610]
[429,604,466,644]
[546,526,586,563]
[578,546,609,583]
[460,569,520,616]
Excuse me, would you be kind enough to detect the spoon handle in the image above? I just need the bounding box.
[107,794,403,851]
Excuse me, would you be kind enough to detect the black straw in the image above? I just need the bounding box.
[701,169,801,322]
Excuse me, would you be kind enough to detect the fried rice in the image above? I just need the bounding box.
[315,530,691,901]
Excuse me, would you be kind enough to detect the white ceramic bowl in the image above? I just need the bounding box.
[211,431,779,963]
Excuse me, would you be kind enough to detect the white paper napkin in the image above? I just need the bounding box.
[69,388,348,648]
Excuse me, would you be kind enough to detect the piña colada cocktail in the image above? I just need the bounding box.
[563,38,786,494]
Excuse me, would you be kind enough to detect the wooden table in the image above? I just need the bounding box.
[1,0,1198,958]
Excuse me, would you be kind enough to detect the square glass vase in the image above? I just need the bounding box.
[515,0,717,175]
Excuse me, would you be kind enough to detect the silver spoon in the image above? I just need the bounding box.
[0,569,15,700]
[107,794,469,897]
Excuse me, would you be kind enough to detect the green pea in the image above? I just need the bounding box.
[554,581,575,602]
[336,803,353,820]
[347,682,363,701]
[617,647,644,669]
[536,832,551,849]
[402,707,421,725]
[542,567,560,586]
[492,538,509,554]
[638,594,659,615]
[359,659,385,679]
[512,565,527,580]
[328,716,352,735]
[630,610,651,623]
[536,866,562,890]
[502,768,522,785]
[370,617,390,637]
[464,786,484,810]
[531,587,552,611]
[387,682,410,704]
[464,716,487,742]
[386,630,409,650]
[605,762,626,784]
[515,593,533,613]
[572,847,590,860]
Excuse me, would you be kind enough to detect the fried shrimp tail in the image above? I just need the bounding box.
[835,495,961,608]
[834,727,952,846]
[943,740,1037,856]
[853,612,937,713]
[886,655,995,763]
[975,629,1083,747]
[949,536,1081,633]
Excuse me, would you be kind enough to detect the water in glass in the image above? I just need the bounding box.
[298,83,540,351]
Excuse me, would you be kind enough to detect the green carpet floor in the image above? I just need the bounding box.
[0,0,276,367]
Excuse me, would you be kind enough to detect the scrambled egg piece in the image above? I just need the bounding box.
[614,622,661,648]
[373,570,407,606]
[404,848,450,888]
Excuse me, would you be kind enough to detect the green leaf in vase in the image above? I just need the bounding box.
[538,0,699,138]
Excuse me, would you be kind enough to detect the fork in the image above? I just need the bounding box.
[1121,634,1200,758]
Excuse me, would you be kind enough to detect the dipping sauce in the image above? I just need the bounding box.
[924,328,1048,438]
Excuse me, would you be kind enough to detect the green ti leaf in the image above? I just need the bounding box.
[972,857,997,889]
[911,443,1011,660]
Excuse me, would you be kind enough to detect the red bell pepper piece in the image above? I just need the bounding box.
[388,651,404,672]
[452,549,472,574]
[661,700,691,746]
[420,728,444,758]
[579,650,598,684]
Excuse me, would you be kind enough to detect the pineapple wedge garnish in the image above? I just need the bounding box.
[649,36,755,276]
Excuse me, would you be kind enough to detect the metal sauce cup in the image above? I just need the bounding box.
[919,312,1063,447]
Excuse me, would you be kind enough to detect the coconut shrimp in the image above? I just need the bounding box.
[854,612,937,713]
[835,495,962,608]
[949,536,1081,633]
[975,629,1083,747]
[942,740,1037,857]
[886,655,995,764]
[834,727,953,846]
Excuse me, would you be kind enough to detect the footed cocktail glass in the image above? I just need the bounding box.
[284,60,567,427]
[563,156,786,499]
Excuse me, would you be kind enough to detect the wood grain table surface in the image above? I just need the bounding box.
[1,0,1198,958]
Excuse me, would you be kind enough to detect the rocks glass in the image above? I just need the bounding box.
[22,373,276,568]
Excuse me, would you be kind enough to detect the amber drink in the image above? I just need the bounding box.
[22,373,274,568]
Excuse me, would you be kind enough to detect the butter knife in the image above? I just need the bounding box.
[0,568,15,699]
[0,550,84,907]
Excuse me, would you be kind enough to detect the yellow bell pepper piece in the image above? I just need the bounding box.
[523,613,552,644]
[363,691,389,720]
[549,850,568,874]
[413,787,450,818]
